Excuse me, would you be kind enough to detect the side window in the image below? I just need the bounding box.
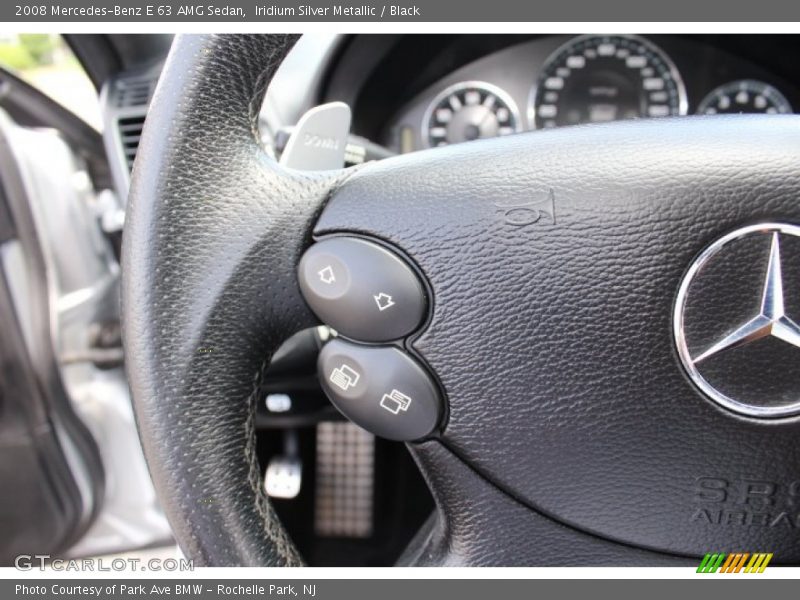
[0,34,101,130]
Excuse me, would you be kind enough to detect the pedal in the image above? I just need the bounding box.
[264,456,302,499]
[314,422,374,538]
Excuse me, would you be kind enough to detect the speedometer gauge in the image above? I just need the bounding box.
[697,80,792,115]
[423,81,521,148]
[531,35,687,129]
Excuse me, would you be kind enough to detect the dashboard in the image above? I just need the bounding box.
[315,35,800,155]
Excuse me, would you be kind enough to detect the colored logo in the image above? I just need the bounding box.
[697,552,773,573]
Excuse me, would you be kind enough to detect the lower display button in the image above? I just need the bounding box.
[318,339,442,441]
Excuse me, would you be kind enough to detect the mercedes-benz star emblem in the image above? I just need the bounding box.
[674,223,800,418]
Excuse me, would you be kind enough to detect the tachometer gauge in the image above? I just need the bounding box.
[531,35,687,129]
[423,81,521,148]
[697,80,792,115]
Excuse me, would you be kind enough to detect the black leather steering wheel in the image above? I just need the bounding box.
[123,34,800,566]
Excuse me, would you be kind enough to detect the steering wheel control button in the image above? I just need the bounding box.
[298,237,426,342]
[318,339,441,441]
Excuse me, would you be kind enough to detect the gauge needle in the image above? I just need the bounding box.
[476,106,495,129]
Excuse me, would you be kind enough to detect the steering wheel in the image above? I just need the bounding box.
[123,34,800,566]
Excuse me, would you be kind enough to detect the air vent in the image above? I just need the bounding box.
[115,77,156,108]
[117,115,146,172]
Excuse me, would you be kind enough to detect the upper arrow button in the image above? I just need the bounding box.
[298,237,427,342]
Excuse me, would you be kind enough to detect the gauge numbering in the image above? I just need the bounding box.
[530,35,688,129]
[697,79,792,115]
[423,81,521,148]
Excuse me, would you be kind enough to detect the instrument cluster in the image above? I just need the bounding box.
[384,35,797,152]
